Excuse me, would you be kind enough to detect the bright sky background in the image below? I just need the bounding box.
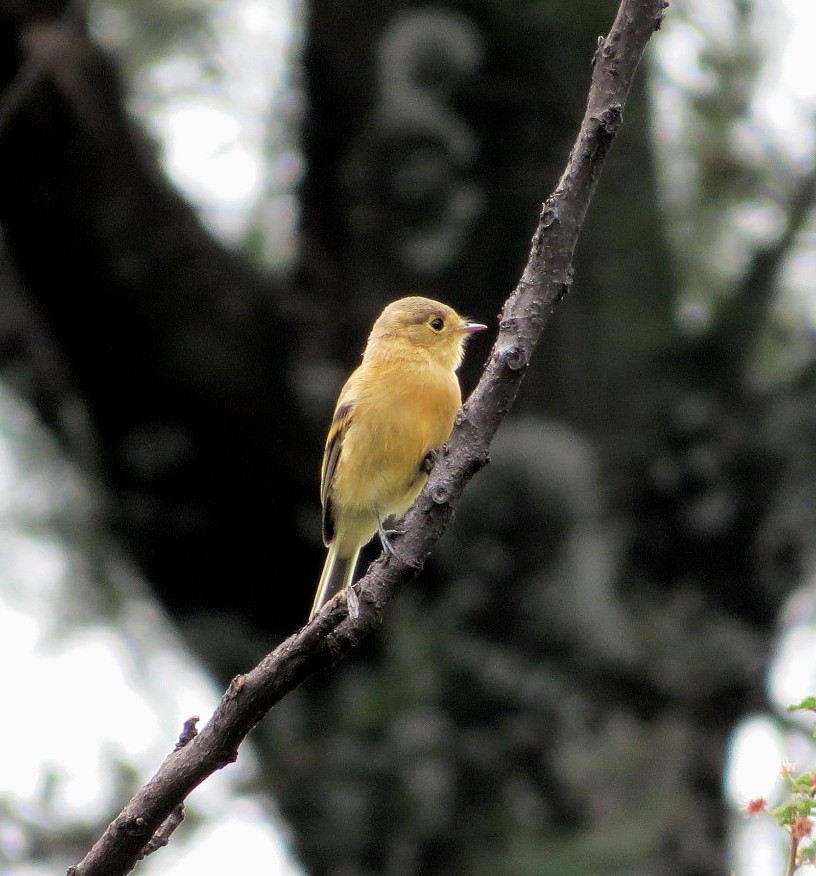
[5,1,816,875]
[138,0,303,263]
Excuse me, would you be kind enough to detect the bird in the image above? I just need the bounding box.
[309,295,487,620]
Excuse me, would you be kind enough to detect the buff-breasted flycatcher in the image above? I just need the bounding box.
[309,296,487,620]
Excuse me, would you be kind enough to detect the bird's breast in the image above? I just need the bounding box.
[330,360,461,516]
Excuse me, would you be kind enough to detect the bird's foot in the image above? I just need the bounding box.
[377,515,405,556]
[421,448,439,475]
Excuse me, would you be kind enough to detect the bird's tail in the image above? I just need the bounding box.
[309,542,361,620]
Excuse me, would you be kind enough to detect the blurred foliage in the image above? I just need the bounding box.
[88,0,217,85]
[650,0,813,336]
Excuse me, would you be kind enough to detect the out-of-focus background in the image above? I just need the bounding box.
[1,0,815,874]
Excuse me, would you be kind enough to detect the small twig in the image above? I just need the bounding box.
[136,805,186,863]
[174,716,200,750]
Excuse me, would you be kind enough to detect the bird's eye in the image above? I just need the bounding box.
[430,317,444,331]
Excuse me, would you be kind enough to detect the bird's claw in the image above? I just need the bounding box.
[376,515,405,558]
[421,448,439,475]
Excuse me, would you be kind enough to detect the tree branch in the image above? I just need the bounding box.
[68,1,668,874]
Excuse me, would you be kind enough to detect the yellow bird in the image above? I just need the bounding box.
[310,296,487,620]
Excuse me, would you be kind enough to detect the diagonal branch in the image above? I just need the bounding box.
[68,1,668,874]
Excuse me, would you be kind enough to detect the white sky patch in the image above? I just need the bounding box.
[129,0,302,250]
[0,625,159,816]
[730,816,787,876]
[146,807,302,876]
[154,102,261,206]
[780,0,816,101]
[724,716,785,808]
[769,622,816,713]
[750,0,816,166]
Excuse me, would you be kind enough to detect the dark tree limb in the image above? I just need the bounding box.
[68,1,668,874]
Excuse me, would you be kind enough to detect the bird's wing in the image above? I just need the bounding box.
[321,400,353,545]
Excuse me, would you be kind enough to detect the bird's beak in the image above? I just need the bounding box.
[459,321,488,334]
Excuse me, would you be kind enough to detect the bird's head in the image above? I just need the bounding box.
[366,296,487,371]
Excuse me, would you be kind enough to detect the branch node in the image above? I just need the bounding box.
[174,716,199,750]
[430,485,449,505]
[226,674,246,699]
[502,345,527,373]
[116,815,151,838]
[454,406,475,426]
[136,804,186,862]
[592,35,605,66]
[595,104,622,137]
[555,268,575,303]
